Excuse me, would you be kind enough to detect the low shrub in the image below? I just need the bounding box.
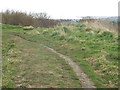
[23,26,34,30]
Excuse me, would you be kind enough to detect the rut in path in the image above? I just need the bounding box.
[44,46,96,88]
[13,34,96,88]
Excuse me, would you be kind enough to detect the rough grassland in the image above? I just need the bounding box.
[2,25,81,88]
[2,24,119,88]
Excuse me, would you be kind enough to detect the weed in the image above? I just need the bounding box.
[63,27,71,33]
[2,40,15,55]
[51,31,59,37]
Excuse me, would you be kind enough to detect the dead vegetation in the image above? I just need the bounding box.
[80,19,118,33]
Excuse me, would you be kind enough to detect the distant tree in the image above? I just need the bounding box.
[32,13,58,28]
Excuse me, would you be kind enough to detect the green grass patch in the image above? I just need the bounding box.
[2,24,118,88]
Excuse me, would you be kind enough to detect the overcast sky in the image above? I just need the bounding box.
[0,0,119,19]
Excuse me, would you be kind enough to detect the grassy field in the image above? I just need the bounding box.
[2,24,119,88]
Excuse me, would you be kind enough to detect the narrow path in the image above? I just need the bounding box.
[13,34,96,88]
[44,46,96,88]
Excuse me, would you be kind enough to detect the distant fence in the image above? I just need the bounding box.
[80,19,118,33]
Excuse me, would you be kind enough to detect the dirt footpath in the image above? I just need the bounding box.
[44,46,96,88]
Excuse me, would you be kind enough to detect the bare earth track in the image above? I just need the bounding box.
[44,46,96,88]
[14,35,96,88]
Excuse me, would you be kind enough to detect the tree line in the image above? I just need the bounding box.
[0,10,59,28]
